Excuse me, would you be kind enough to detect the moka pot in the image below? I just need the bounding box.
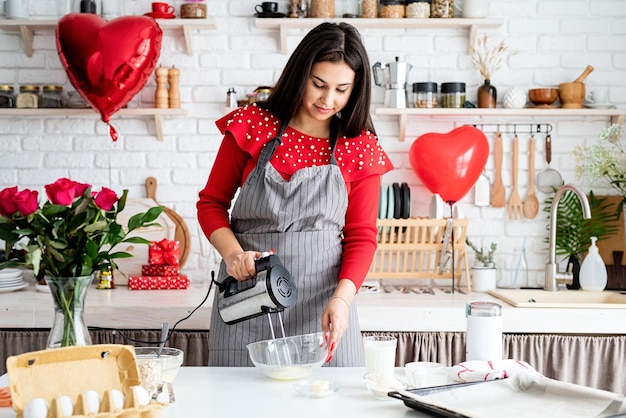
[372,56,413,108]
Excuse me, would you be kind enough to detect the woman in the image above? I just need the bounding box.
[197,22,393,366]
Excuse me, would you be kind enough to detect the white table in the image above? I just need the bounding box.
[0,367,430,417]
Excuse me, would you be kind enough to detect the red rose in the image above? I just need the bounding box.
[0,186,18,217]
[74,181,91,198]
[13,189,39,216]
[94,187,118,211]
[45,178,80,205]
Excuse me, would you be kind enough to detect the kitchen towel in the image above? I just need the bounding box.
[450,359,541,383]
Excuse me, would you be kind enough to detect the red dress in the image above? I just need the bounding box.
[197,104,394,289]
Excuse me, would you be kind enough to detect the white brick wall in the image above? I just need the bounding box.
[0,0,625,288]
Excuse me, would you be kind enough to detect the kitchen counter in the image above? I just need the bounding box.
[0,275,625,335]
[0,367,442,418]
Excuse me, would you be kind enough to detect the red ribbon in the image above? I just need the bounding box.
[149,239,180,265]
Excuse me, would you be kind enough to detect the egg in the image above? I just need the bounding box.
[82,390,101,414]
[57,395,74,417]
[131,385,150,406]
[23,398,48,418]
[108,389,125,410]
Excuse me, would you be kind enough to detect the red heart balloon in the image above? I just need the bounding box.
[56,14,163,140]
[409,126,489,204]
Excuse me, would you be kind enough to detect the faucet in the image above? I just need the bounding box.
[545,184,592,291]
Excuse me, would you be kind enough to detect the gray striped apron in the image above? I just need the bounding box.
[208,118,365,367]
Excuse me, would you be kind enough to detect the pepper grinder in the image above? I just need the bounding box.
[155,67,169,109]
[168,66,180,109]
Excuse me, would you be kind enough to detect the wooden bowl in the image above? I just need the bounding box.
[528,88,559,107]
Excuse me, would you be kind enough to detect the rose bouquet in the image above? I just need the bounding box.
[0,178,163,347]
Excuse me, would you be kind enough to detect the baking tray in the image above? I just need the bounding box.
[388,381,490,418]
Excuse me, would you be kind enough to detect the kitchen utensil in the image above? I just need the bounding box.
[536,134,563,193]
[491,132,505,207]
[558,81,585,108]
[247,332,328,380]
[573,64,594,83]
[523,136,539,219]
[528,88,559,107]
[145,177,191,268]
[216,253,297,325]
[372,57,413,108]
[507,135,523,220]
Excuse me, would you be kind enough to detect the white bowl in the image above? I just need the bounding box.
[247,332,328,380]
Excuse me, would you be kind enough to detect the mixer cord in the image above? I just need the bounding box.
[89,270,216,346]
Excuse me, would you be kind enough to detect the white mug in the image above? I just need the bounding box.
[6,0,29,19]
[462,0,488,18]
[585,88,608,104]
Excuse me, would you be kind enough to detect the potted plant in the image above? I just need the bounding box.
[544,190,619,289]
[465,237,497,291]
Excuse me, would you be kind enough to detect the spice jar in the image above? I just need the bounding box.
[359,0,377,17]
[379,0,404,18]
[0,85,15,108]
[431,0,454,18]
[413,82,438,108]
[406,0,430,18]
[40,85,65,108]
[254,86,273,102]
[16,85,40,108]
[310,0,335,17]
[441,82,466,108]
[67,91,89,108]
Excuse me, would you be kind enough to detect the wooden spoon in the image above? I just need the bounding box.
[491,132,506,207]
[574,65,594,83]
[523,136,539,219]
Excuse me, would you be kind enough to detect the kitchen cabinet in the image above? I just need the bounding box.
[375,107,626,141]
[255,17,503,54]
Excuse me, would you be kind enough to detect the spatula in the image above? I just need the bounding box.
[523,136,539,219]
[507,135,524,220]
[491,132,506,207]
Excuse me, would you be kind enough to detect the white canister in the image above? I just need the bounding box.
[6,0,29,19]
[465,301,502,361]
[461,0,488,18]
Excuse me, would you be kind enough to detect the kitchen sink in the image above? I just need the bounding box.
[488,288,626,309]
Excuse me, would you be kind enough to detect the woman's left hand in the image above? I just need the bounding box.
[321,295,351,363]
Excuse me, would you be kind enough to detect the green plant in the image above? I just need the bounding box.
[543,190,619,261]
[465,238,497,268]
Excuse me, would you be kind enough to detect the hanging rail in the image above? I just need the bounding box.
[467,123,553,135]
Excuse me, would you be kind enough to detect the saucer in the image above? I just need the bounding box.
[584,102,616,109]
[144,12,176,19]
[254,11,286,18]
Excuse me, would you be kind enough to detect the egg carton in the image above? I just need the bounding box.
[6,345,166,418]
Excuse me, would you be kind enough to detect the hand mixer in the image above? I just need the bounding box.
[216,253,298,341]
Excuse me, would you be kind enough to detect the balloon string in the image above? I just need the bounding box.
[448,203,455,294]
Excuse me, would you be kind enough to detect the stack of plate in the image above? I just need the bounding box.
[0,268,29,293]
[378,182,411,220]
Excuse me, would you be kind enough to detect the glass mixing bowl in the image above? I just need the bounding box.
[247,332,328,380]
[134,347,184,384]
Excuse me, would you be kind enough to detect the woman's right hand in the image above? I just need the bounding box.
[224,250,261,281]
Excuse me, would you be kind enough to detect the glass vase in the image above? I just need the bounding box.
[477,79,497,108]
[46,275,94,349]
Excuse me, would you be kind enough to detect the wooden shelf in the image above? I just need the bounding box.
[255,17,503,53]
[0,108,188,141]
[374,107,626,141]
[0,18,217,56]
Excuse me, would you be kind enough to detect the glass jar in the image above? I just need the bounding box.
[360,0,377,17]
[67,91,89,108]
[310,0,335,17]
[431,0,454,18]
[0,85,15,108]
[441,82,466,108]
[379,0,404,18]
[16,85,40,108]
[413,82,438,108]
[341,0,359,17]
[254,86,273,102]
[406,0,430,18]
[40,85,65,108]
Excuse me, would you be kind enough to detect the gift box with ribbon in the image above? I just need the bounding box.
[128,275,190,290]
[141,264,181,276]
[148,239,180,265]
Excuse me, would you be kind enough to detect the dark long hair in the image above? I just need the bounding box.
[262,22,375,138]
